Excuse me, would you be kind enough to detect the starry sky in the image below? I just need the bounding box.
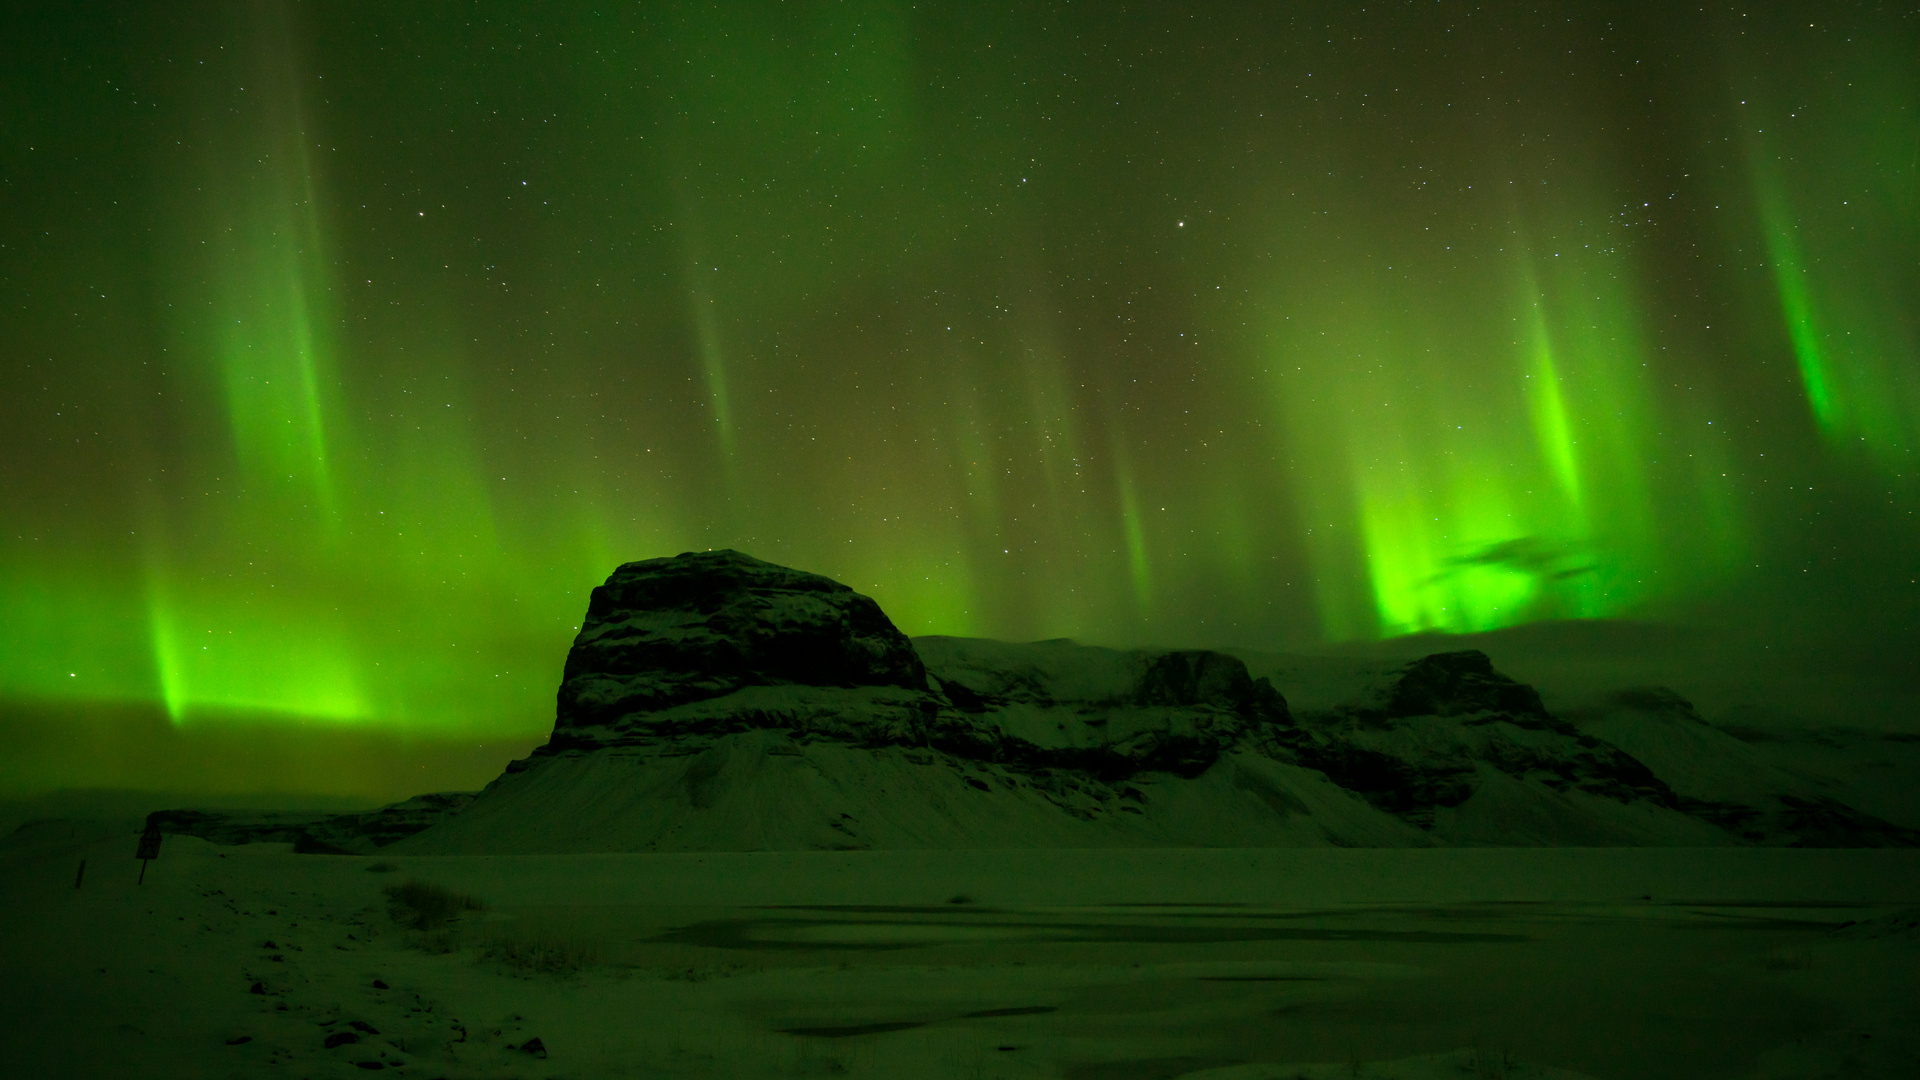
[3,1,1916,798]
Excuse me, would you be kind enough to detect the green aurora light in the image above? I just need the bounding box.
[2,2,1915,785]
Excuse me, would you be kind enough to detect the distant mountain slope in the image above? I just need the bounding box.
[1559,689,1920,846]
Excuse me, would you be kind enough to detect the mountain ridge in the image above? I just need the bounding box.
[140,551,1920,853]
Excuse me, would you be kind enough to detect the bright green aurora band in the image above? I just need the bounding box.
[2,3,1915,793]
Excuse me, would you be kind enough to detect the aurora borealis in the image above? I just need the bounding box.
[3,2,1916,797]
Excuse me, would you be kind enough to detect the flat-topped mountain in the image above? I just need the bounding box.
[149,551,1920,853]
[554,550,930,737]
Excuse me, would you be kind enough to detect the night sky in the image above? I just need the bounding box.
[4,2,1916,799]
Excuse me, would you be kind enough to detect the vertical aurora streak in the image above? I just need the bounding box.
[1738,21,1920,474]
[676,214,737,465]
[142,558,370,725]
[1754,174,1836,430]
[1522,279,1586,518]
[1751,134,1918,469]
[692,290,734,459]
[1107,428,1153,617]
[203,5,340,522]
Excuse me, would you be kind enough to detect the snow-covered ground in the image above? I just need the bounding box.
[5,822,1916,1079]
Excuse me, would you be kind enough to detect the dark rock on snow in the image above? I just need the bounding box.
[1373,650,1551,723]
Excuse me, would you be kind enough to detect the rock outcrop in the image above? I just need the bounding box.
[555,550,929,731]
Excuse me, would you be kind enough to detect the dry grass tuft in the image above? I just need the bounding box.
[483,930,602,976]
[383,879,485,931]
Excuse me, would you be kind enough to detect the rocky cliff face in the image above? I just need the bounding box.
[556,550,928,729]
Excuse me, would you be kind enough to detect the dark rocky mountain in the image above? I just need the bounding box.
[555,550,929,732]
[148,551,1920,853]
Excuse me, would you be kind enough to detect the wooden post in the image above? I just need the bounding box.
[135,820,163,884]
